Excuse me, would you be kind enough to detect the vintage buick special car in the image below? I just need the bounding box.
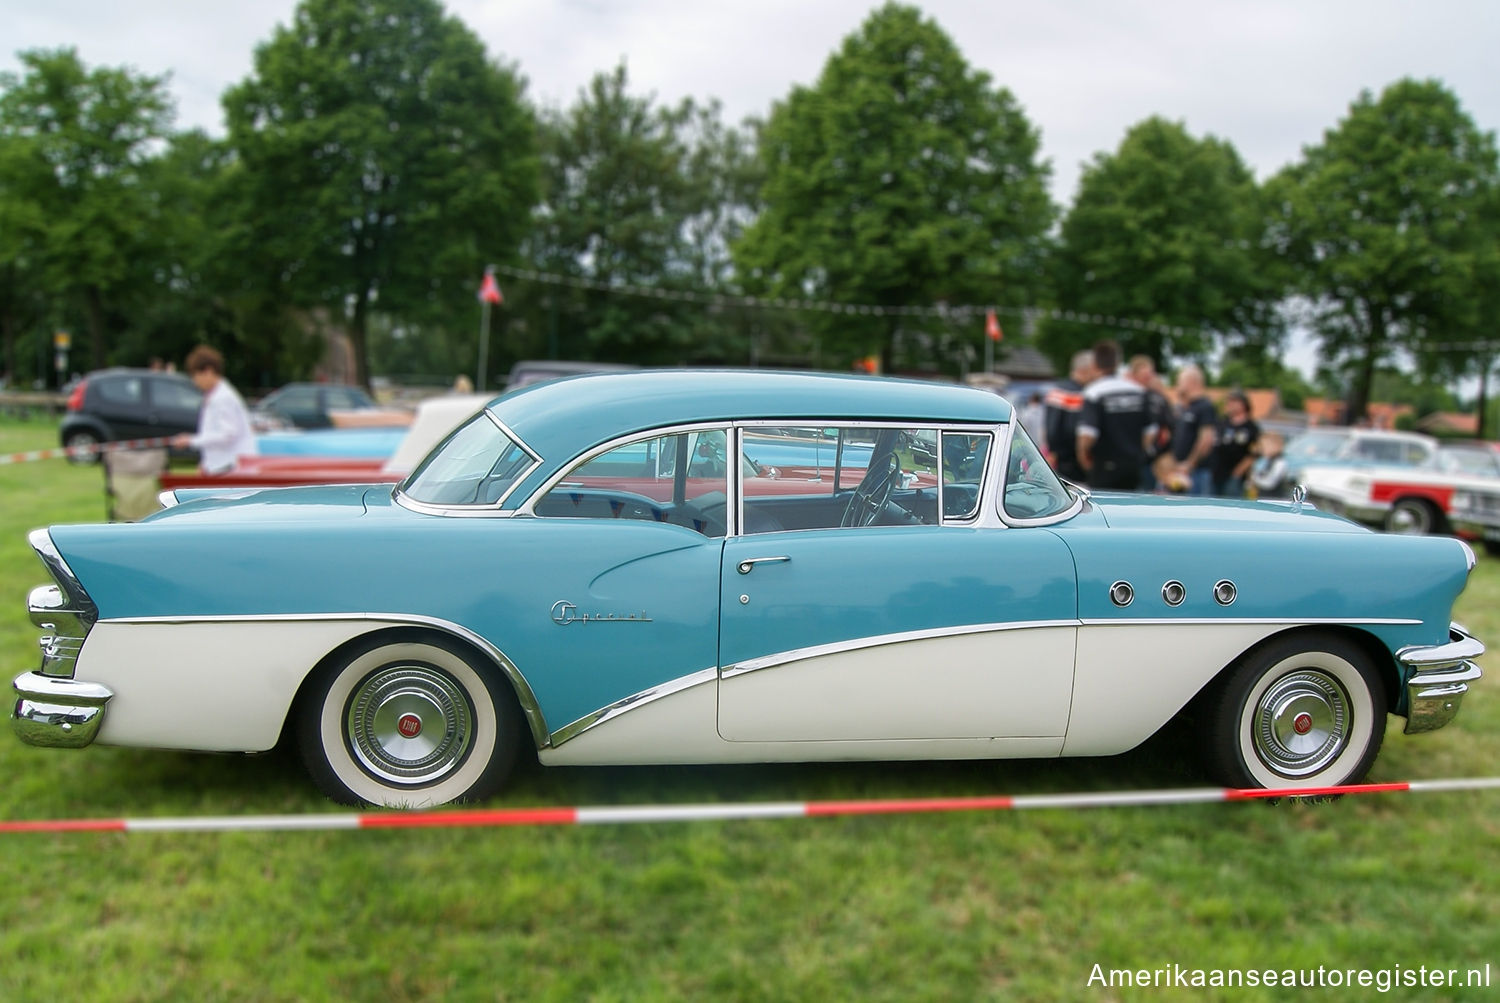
[12,371,1486,807]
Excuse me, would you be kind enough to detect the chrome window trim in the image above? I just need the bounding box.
[100,611,552,750]
[721,619,1083,679]
[732,419,1002,536]
[515,420,732,523]
[937,429,995,526]
[548,666,717,747]
[996,419,1085,528]
[392,411,542,518]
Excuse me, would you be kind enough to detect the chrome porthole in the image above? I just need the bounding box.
[1161,580,1185,607]
[1214,579,1237,606]
[1252,670,1350,778]
[1109,581,1134,608]
[346,663,474,785]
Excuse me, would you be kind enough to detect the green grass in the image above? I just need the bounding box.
[0,417,1497,1001]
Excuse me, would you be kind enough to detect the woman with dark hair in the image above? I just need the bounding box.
[1210,391,1260,498]
[171,345,257,475]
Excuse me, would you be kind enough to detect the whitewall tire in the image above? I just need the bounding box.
[297,634,522,807]
[1203,633,1387,790]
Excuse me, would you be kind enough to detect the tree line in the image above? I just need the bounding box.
[1,0,1496,427]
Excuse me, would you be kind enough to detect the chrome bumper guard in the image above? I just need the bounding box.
[11,671,113,748]
[1398,623,1485,735]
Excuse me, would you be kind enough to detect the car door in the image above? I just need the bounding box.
[508,424,733,734]
[718,424,1078,743]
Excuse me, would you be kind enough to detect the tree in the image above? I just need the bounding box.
[509,64,761,367]
[1044,117,1286,369]
[0,48,174,373]
[733,2,1054,371]
[223,0,539,388]
[1267,79,1500,422]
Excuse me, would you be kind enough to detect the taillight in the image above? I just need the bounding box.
[66,380,87,411]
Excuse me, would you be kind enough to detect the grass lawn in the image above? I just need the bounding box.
[0,416,1495,1001]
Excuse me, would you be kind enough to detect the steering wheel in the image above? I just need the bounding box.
[841,453,900,527]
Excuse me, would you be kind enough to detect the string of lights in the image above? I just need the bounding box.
[492,264,1500,355]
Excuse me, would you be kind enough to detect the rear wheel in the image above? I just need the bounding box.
[1201,632,1386,790]
[64,429,102,465]
[297,634,522,807]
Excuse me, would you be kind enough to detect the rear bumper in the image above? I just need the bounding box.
[11,671,113,748]
[1398,623,1485,735]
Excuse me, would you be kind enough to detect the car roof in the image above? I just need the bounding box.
[489,370,1013,470]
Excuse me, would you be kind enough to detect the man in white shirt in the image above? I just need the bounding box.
[172,345,258,475]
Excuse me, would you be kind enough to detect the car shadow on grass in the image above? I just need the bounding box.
[22,711,1209,815]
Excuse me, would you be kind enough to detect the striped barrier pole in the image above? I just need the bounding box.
[0,436,176,466]
[1,777,1497,835]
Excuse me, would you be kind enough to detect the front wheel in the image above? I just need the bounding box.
[1386,498,1439,535]
[1201,632,1387,790]
[297,634,522,807]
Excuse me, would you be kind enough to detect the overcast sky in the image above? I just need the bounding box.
[4,0,1498,375]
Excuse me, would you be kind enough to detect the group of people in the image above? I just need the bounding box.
[1028,340,1274,498]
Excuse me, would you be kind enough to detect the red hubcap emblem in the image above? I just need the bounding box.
[396,713,422,739]
[1292,712,1313,736]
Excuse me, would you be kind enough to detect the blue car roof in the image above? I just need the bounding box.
[489,370,1013,469]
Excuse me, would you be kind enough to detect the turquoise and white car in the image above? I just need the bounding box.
[12,371,1485,806]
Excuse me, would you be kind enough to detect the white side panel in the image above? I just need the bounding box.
[718,627,1076,742]
[1063,622,1286,756]
[541,680,1063,765]
[79,620,380,751]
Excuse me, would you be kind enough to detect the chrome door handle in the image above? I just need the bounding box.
[736,555,790,575]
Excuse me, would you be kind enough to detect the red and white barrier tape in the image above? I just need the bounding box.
[2,777,1497,834]
[0,436,175,465]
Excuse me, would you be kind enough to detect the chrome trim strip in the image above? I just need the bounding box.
[548,666,718,747]
[1077,616,1423,626]
[391,411,543,518]
[98,611,552,749]
[158,490,181,510]
[721,619,1082,679]
[516,420,732,519]
[1457,539,1477,574]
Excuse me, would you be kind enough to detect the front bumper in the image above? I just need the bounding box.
[1398,623,1485,735]
[11,671,113,748]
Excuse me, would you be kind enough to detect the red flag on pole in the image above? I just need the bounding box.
[478,270,503,305]
[985,308,1003,342]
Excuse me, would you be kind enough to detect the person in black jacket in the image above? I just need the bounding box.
[1077,341,1155,491]
[1043,350,1098,483]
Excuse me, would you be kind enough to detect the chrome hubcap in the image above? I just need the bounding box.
[1252,670,1350,777]
[1390,505,1426,533]
[346,664,473,785]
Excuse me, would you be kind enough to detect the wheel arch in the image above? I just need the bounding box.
[285,622,550,754]
[1211,623,1400,711]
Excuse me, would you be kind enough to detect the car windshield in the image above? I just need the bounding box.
[1287,432,1346,460]
[400,412,535,506]
[1003,423,1074,521]
[1439,448,1500,477]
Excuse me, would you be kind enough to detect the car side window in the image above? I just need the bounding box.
[942,432,990,520]
[535,429,730,538]
[740,425,942,532]
[150,379,203,411]
[94,376,144,405]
